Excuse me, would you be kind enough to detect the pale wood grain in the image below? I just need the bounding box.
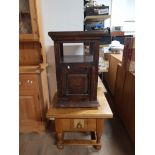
[35,0,47,64]
[114,64,135,143]
[19,63,48,73]
[108,54,122,96]
[46,78,113,119]
[20,69,49,133]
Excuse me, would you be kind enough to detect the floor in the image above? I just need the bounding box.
[19,83,134,155]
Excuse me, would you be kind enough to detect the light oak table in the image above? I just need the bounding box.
[46,78,113,150]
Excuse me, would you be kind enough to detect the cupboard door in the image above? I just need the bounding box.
[61,65,91,97]
[19,0,38,40]
[19,91,42,123]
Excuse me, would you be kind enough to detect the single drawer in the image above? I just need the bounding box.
[61,118,96,131]
[19,74,39,90]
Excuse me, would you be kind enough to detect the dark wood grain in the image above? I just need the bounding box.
[48,31,107,107]
[48,31,110,42]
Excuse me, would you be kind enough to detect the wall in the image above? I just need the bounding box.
[87,0,135,32]
[111,0,135,34]
[40,0,84,100]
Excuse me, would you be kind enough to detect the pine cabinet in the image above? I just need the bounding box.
[19,0,49,133]
[19,74,43,122]
[19,72,49,133]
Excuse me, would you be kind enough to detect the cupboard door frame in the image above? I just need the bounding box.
[19,90,43,123]
[19,0,39,41]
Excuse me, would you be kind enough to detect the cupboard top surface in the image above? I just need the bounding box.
[48,31,110,41]
[61,55,93,63]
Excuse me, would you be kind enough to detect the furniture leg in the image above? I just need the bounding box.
[95,119,104,150]
[57,132,64,149]
[55,119,64,149]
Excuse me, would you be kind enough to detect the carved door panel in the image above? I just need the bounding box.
[61,65,91,98]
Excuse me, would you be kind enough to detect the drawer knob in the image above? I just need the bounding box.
[67,65,70,69]
[27,80,33,84]
[76,122,82,128]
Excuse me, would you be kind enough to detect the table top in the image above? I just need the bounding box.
[46,78,113,119]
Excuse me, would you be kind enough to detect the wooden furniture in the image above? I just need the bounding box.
[19,65,50,133]
[48,31,109,108]
[46,78,113,149]
[19,0,46,64]
[104,53,123,96]
[114,64,135,143]
[19,0,49,133]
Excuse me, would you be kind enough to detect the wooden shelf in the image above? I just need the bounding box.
[84,15,111,22]
[61,55,93,63]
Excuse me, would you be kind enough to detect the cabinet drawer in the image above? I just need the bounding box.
[19,74,39,90]
[61,119,96,131]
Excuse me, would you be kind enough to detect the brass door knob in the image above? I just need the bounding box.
[76,122,82,128]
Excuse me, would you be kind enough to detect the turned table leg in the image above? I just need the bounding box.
[55,119,64,149]
[57,132,64,149]
[95,119,104,150]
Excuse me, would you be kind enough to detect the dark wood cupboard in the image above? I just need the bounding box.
[48,31,110,107]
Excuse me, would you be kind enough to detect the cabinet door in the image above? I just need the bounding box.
[61,65,91,98]
[19,0,38,41]
[19,91,42,123]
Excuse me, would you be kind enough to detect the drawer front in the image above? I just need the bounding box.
[61,119,96,131]
[19,74,39,90]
